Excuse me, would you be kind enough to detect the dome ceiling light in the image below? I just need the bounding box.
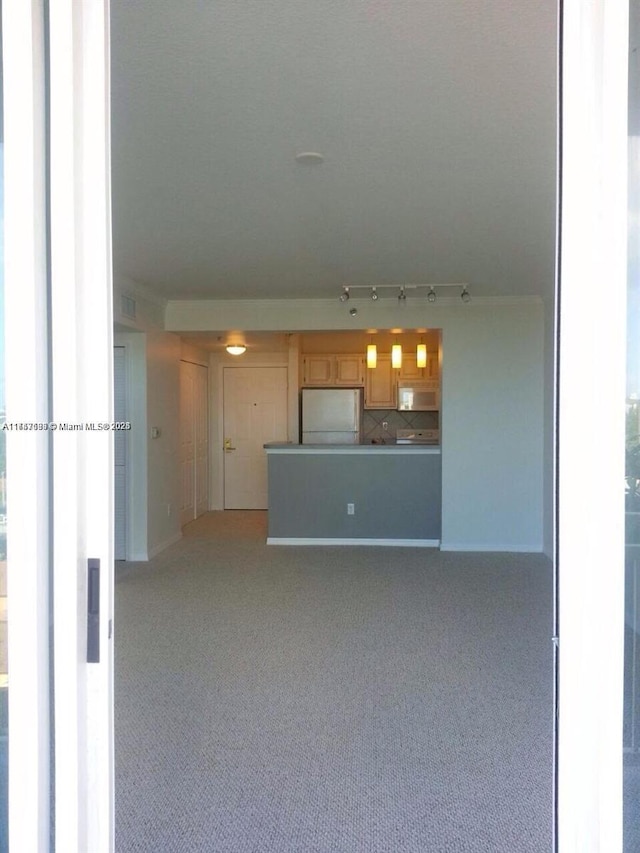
[295,152,324,165]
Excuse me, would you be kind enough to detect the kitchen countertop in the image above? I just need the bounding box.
[264,442,440,453]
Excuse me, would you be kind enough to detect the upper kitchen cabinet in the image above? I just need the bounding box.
[364,355,396,408]
[301,354,365,387]
[398,351,440,380]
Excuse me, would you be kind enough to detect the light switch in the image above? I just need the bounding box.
[151,426,161,439]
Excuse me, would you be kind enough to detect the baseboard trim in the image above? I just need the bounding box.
[148,531,182,559]
[439,542,542,553]
[267,537,440,548]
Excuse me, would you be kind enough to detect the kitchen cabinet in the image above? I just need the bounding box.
[301,354,365,386]
[399,351,439,380]
[398,354,423,380]
[302,355,334,385]
[364,355,397,408]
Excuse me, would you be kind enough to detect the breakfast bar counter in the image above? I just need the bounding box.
[264,443,441,546]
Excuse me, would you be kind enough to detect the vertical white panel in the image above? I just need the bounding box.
[48,2,114,852]
[2,3,51,851]
[558,1,628,851]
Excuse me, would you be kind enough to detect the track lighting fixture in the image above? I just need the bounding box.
[337,283,470,302]
[349,307,358,317]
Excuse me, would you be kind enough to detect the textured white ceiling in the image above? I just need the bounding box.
[110,1,558,301]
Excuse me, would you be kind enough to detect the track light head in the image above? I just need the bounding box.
[398,286,406,303]
[339,287,350,302]
[349,307,358,317]
[461,287,471,303]
[427,287,437,303]
[371,287,378,301]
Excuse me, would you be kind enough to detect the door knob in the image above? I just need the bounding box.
[224,438,236,452]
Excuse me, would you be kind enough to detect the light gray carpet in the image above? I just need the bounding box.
[115,512,554,853]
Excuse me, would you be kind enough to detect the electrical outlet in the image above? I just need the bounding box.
[347,503,355,515]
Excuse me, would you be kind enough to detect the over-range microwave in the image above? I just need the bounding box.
[397,380,440,412]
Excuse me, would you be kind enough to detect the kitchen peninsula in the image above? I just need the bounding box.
[264,442,441,546]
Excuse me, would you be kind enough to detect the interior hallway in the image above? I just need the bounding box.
[115,512,553,852]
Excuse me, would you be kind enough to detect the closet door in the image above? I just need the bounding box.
[180,361,209,525]
[194,364,209,518]
[180,362,195,526]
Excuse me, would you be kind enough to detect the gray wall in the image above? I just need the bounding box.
[267,452,441,540]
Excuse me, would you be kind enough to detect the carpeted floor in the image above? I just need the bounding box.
[115,511,554,853]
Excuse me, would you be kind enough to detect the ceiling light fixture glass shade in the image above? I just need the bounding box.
[371,287,378,301]
[391,343,402,369]
[461,287,471,303]
[416,343,427,368]
[339,287,350,302]
[226,344,247,356]
[427,288,437,303]
[367,343,377,368]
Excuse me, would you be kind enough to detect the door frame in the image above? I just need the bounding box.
[556,0,628,849]
[2,0,633,849]
[4,2,115,851]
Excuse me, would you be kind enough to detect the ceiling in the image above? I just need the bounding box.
[110,1,558,304]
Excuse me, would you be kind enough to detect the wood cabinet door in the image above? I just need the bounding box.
[426,350,440,380]
[398,353,424,380]
[302,355,334,385]
[365,356,396,408]
[335,354,364,385]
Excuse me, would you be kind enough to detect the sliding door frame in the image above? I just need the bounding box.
[3,1,114,851]
[556,1,628,850]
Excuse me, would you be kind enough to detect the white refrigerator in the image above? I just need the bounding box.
[301,388,363,444]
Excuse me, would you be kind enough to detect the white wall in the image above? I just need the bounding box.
[146,329,183,557]
[113,274,184,559]
[166,295,545,551]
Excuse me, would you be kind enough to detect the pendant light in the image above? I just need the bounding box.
[391,342,402,369]
[367,343,377,369]
[416,342,427,368]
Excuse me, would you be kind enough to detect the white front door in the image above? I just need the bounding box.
[223,367,288,509]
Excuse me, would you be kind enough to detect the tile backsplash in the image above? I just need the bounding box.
[362,409,439,443]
